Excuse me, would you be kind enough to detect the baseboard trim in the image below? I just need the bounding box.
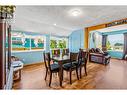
[23,62,44,67]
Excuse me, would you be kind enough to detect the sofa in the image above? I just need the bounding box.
[89,48,111,65]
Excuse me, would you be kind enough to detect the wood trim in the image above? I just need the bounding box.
[84,18,127,49]
[8,25,11,69]
[0,21,4,89]
[84,28,88,48]
[4,21,6,85]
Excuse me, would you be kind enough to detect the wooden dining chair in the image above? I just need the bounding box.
[62,48,69,56]
[52,49,60,57]
[79,50,88,78]
[43,52,60,86]
[63,52,79,84]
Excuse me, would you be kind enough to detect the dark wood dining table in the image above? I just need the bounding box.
[52,55,70,87]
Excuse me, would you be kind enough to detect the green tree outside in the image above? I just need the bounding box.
[50,39,66,49]
[58,40,66,49]
[50,40,57,49]
[114,43,123,46]
[106,41,111,50]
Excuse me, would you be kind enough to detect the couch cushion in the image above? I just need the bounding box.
[96,48,104,54]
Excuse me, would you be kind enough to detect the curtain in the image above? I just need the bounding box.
[102,35,107,51]
[123,33,127,59]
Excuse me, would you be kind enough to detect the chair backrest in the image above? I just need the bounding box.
[80,50,88,64]
[43,52,51,71]
[52,49,60,57]
[63,48,69,55]
[69,52,79,68]
[70,52,78,62]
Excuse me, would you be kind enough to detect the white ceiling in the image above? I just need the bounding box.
[12,6,127,36]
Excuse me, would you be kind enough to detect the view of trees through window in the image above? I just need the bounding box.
[50,40,57,49]
[50,37,68,49]
[107,34,123,51]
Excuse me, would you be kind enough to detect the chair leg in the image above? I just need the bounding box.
[69,70,72,84]
[19,69,21,80]
[49,73,52,87]
[62,70,64,81]
[45,69,48,80]
[84,65,87,76]
[76,68,79,80]
[80,67,82,78]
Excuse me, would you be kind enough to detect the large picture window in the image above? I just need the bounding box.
[50,36,68,49]
[11,31,46,51]
[107,34,124,51]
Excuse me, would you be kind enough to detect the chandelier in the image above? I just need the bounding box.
[0,5,16,19]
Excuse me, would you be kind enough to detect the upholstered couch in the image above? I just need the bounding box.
[89,48,111,65]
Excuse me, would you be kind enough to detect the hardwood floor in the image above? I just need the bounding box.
[13,59,127,89]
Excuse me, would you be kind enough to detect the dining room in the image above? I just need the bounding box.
[1,5,127,90]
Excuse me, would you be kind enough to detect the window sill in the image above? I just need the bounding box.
[107,50,123,52]
[11,49,45,53]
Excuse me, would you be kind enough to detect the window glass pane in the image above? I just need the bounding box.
[50,36,68,49]
[50,39,57,49]
[107,34,123,51]
[31,36,45,50]
[11,32,30,51]
[24,38,30,50]
[58,39,67,49]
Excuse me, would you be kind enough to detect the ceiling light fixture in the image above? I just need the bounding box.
[71,9,81,17]
[53,23,56,26]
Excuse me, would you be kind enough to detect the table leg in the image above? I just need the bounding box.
[59,61,63,87]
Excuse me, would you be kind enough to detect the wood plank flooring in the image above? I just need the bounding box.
[13,59,127,89]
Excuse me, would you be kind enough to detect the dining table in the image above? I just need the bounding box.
[52,55,70,87]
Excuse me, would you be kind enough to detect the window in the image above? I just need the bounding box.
[11,32,29,50]
[50,39,57,49]
[50,36,68,49]
[31,36,45,50]
[11,31,46,51]
[107,34,124,51]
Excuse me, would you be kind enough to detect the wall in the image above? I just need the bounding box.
[12,51,44,64]
[69,29,84,52]
[45,34,50,52]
